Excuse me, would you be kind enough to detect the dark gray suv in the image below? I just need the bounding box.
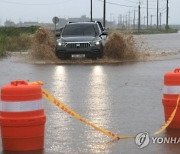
[56,21,107,59]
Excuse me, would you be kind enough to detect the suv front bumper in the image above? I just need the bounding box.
[56,42,103,59]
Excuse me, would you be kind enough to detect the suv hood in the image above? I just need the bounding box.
[60,36,97,42]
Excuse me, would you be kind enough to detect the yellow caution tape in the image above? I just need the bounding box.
[42,88,134,139]
[29,81,180,139]
[154,94,180,135]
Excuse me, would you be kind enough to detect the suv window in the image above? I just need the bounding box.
[62,24,99,37]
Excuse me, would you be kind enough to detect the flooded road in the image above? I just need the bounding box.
[135,31,180,53]
[0,33,180,154]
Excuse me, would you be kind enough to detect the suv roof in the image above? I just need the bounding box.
[67,21,104,32]
[67,22,96,25]
[62,22,100,37]
[68,21,101,24]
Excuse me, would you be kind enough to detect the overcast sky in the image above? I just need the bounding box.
[0,0,179,25]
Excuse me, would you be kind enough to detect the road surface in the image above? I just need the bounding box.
[0,33,180,154]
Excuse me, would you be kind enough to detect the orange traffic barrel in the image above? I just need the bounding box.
[163,68,180,128]
[0,80,46,151]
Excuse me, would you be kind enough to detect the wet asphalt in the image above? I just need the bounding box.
[0,33,180,154]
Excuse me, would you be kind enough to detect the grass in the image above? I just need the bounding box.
[0,26,39,57]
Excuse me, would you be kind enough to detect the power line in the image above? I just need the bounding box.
[97,0,136,8]
[97,0,157,10]
[123,0,138,4]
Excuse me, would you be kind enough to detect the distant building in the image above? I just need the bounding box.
[68,15,90,22]
[38,23,54,29]
[4,20,16,27]
[22,22,39,27]
[16,21,55,29]
[106,21,116,28]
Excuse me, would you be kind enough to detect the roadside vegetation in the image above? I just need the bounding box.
[0,26,38,57]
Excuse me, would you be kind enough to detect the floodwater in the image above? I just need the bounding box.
[135,31,180,53]
[0,33,180,154]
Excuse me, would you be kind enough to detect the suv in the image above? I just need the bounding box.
[56,21,107,59]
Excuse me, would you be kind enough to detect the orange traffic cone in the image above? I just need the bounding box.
[163,68,180,128]
[0,80,46,151]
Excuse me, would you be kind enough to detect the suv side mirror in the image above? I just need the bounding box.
[101,31,108,36]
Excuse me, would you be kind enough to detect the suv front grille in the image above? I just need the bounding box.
[66,42,90,49]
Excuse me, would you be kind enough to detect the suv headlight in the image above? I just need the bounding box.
[57,41,66,47]
[92,40,101,46]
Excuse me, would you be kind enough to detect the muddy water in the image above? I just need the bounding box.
[0,33,180,154]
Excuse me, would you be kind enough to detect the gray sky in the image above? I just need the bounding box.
[0,0,179,25]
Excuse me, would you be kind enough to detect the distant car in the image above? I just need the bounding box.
[55,21,108,59]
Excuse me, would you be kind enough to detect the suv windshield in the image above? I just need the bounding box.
[62,24,99,37]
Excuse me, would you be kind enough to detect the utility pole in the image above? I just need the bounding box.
[147,0,149,28]
[122,16,124,29]
[90,0,92,21]
[120,14,122,28]
[119,14,122,29]
[138,1,141,33]
[166,0,169,30]
[118,15,120,28]
[133,10,136,29]
[157,0,159,29]
[128,11,131,29]
[160,12,162,29]
[103,0,106,28]
[150,15,153,28]
[123,15,126,29]
[144,16,146,27]
[126,14,128,29]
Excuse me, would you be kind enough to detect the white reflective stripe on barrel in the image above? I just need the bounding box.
[163,86,180,94]
[0,100,43,112]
